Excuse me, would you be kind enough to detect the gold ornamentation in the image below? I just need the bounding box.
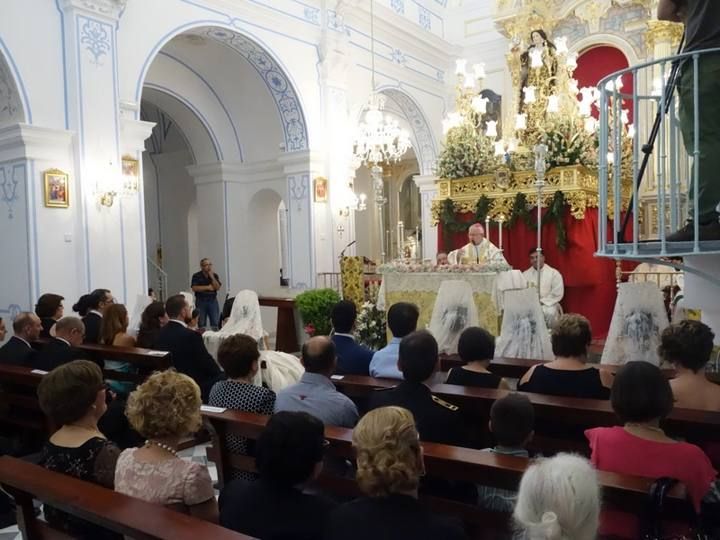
[645,20,684,50]
[340,256,364,308]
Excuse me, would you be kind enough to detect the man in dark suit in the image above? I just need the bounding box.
[330,301,374,376]
[31,316,89,372]
[0,312,42,366]
[81,289,114,344]
[153,294,223,402]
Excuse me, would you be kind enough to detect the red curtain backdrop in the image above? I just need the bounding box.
[575,45,633,122]
[438,209,636,339]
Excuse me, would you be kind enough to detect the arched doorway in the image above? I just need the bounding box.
[138,25,308,298]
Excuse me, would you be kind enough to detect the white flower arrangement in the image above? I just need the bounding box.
[355,302,387,351]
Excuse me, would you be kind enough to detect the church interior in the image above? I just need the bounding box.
[1,0,720,538]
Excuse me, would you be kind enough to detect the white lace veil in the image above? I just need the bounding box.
[127,294,152,337]
[428,280,479,355]
[601,282,669,366]
[180,291,195,311]
[495,288,553,360]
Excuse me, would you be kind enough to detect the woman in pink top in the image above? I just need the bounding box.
[115,370,218,522]
[586,361,718,538]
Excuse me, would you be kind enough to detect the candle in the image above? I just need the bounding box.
[473,62,486,80]
[485,217,490,237]
[471,96,488,114]
[547,95,560,113]
[397,221,404,259]
[498,217,503,250]
[515,113,527,130]
[522,86,536,104]
[485,120,498,138]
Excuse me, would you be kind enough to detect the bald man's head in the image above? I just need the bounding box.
[301,336,336,375]
[13,312,42,342]
[54,316,85,347]
[468,223,485,245]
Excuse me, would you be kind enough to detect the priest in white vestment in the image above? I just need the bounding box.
[523,250,564,326]
[448,223,507,265]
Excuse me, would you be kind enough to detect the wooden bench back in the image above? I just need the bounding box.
[202,409,689,538]
[0,456,249,540]
[0,365,48,433]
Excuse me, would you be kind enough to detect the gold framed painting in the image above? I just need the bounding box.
[314,176,328,203]
[122,155,139,177]
[43,169,70,208]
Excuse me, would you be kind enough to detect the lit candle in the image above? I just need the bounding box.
[485,216,490,237]
[523,86,536,104]
[547,95,560,113]
[529,48,543,69]
[555,36,568,55]
[498,216,504,250]
[485,120,498,138]
[473,62,486,80]
[471,96,488,114]
[455,58,467,76]
[515,113,527,130]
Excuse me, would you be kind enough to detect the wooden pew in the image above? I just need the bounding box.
[0,456,249,540]
[258,295,299,353]
[332,375,720,450]
[0,365,48,434]
[202,409,689,539]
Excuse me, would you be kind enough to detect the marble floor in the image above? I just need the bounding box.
[0,443,216,539]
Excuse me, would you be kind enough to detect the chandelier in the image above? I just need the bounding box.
[351,0,411,168]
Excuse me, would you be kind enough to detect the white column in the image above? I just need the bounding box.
[414,174,439,261]
[61,0,134,301]
[682,256,720,346]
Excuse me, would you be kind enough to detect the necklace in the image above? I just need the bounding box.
[145,439,179,457]
[625,423,665,434]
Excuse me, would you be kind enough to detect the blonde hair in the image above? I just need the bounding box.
[125,370,202,439]
[100,304,128,345]
[514,453,600,540]
[353,406,422,497]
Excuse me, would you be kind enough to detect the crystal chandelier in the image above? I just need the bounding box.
[351,0,411,168]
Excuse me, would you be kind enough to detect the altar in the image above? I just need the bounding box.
[376,262,513,335]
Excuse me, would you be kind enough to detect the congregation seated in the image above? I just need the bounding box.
[209,334,276,480]
[74,288,115,344]
[100,303,136,395]
[477,393,535,513]
[35,292,64,338]
[368,330,469,448]
[513,453,599,540]
[136,300,169,348]
[115,369,219,522]
[153,294,223,402]
[325,406,466,540]
[31,316,91,371]
[331,300,374,376]
[275,336,359,428]
[38,360,122,539]
[219,411,336,539]
[0,311,41,366]
[445,326,510,389]
[661,320,720,410]
[518,313,612,399]
[585,361,719,538]
[369,302,419,380]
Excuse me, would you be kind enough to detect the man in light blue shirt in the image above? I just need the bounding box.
[369,302,419,379]
[275,336,359,428]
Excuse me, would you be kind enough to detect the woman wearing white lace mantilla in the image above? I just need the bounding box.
[203,290,303,392]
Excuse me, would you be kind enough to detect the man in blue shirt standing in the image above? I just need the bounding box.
[191,258,222,329]
[275,336,359,427]
[331,300,375,376]
[369,302,419,379]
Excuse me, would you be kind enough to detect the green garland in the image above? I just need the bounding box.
[439,191,568,251]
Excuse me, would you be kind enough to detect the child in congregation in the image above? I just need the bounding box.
[477,393,535,513]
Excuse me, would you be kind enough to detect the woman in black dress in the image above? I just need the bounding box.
[135,301,168,348]
[209,334,276,480]
[35,293,64,338]
[518,314,612,399]
[445,327,510,389]
[38,360,121,539]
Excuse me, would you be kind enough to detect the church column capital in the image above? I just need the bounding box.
[645,20,684,50]
[61,0,127,20]
[120,118,154,155]
[0,124,74,162]
[413,174,439,192]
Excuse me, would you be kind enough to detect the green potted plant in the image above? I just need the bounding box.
[295,288,341,337]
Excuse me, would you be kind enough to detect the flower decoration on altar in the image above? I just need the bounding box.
[437,28,634,185]
[378,261,511,274]
[355,302,387,350]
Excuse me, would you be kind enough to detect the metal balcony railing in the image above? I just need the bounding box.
[596,47,720,280]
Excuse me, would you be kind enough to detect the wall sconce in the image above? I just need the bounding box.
[97,156,140,208]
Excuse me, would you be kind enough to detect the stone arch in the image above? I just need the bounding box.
[134,23,309,153]
[0,43,28,125]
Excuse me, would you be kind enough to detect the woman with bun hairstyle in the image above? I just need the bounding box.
[325,406,466,540]
[513,453,599,540]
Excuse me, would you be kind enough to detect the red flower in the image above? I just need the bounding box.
[304,323,316,337]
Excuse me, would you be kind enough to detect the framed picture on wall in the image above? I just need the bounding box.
[43,169,70,208]
[122,155,140,192]
[314,176,328,203]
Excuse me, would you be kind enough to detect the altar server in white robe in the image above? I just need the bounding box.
[448,223,507,265]
[523,249,564,326]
